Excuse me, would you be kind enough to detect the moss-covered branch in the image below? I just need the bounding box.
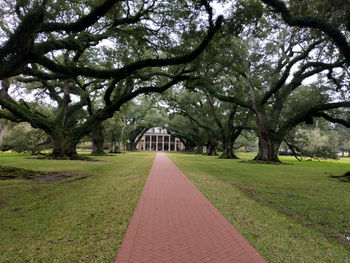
[0,93,53,134]
[261,0,350,63]
[314,112,350,128]
[204,84,252,109]
[0,5,45,79]
[32,16,223,79]
[260,41,322,106]
[32,33,109,56]
[276,102,350,139]
[0,109,24,123]
[38,0,121,33]
[277,60,344,102]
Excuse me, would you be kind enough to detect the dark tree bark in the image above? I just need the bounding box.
[90,125,106,155]
[254,133,281,162]
[206,145,217,156]
[221,140,239,159]
[62,53,70,129]
[184,141,196,151]
[220,125,243,159]
[206,138,217,156]
[108,135,120,153]
[50,130,79,159]
[220,122,243,159]
[108,142,117,153]
[252,106,282,162]
[206,95,243,159]
[126,141,138,151]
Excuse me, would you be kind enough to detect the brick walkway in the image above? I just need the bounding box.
[115,152,267,263]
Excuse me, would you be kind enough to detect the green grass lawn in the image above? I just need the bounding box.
[0,152,156,263]
[167,152,350,263]
[2,151,350,262]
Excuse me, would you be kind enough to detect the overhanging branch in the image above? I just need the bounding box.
[314,112,350,128]
[32,16,223,79]
[261,0,350,63]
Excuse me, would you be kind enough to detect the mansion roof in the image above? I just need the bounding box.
[145,127,168,135]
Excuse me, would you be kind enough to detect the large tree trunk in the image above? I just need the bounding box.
[126,142,137,151]
[254,134,281,162]
[50,132,79,159]
[206,142,217,156]
[253,105,282,162]
[109,142,116,153]
[108,136,120,153]
[90,126,105,155]
[183,141,196,151]
[220,128,242,159]
[220,141,239,159]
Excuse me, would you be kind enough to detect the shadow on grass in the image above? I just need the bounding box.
[0,165,89,183]
[329,171,350,183]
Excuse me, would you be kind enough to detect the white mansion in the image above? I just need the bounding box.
[136,127,183,151]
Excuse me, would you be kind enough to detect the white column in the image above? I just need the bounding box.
[162,136,164,151]
[149,136,152,151]
[156,135,158,151]
[143,135,146,151]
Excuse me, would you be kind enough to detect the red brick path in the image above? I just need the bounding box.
[115,152,267,263]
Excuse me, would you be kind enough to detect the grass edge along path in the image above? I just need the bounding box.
[167,152,350,263]
[0,152,156,263]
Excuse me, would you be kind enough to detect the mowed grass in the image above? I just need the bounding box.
[167,152,350,263]
[0,152,156,263]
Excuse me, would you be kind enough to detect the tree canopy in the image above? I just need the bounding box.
[0,0,349,162]
[0,0,222,158]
